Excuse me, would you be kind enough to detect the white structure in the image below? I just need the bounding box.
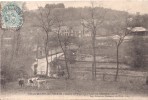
[31,53,63,76]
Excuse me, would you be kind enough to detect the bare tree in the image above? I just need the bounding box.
[110,13,130,81]
[53,9,71,79]
[81,2,106,80]
[36,5,54,76]
[14,29,21,56]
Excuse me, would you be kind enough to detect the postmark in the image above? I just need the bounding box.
[1,2,23,29]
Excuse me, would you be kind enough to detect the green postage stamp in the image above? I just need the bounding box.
[1,2,23,29]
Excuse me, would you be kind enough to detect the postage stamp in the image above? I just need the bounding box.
[1,2,23,29]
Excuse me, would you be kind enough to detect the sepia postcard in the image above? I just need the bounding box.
[0,0,148,100]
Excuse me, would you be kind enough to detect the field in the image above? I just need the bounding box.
[1,78,148,97]
[1,62,148,98]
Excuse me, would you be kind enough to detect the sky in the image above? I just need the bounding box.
[24,0,148,14]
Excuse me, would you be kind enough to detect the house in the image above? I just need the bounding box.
[52,25,91,38]
[32,53,64,76]
[128,27,148,36]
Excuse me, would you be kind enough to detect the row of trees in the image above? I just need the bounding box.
[1,2,147,81]
[36,5,76,78]
[35,2,139,81]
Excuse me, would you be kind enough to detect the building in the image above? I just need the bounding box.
[128,27,148,36]
[52,25,91,38]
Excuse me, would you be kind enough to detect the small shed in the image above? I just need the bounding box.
[128,27,148,36]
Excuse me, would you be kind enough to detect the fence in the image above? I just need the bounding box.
[36,59,148,81]
[71,67,147,81]
[66,60,148,81]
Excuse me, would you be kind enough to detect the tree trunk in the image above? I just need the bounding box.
[36,41,39,66]
[64,53,70,79]
[15,30,21,56]
[64,45,70,79]
[94,51,96,78]
[94,40,96,79]
[45,47,49,76]
[51,49,52,61]
[57,33,70,79]
[55,48,57,59]
[92,62,94,80]
[92,34,96,80]
[45,33,49,76]
[115,46,119,81]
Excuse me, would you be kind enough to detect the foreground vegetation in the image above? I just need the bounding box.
[1,77,148,97]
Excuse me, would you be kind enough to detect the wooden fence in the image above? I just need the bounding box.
[70,67,147,81]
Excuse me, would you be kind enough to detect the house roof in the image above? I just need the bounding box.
[131,27,147,32]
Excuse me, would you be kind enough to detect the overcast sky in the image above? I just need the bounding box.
[25,0,148,14]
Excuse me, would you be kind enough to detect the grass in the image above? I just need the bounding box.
[1,62,148,97]
[1,77,148,97]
